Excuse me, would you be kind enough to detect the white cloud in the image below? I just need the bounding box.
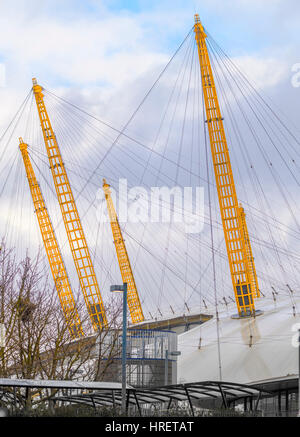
[0,1,299,317]
[0,4,175,89]
[232,55,288,90]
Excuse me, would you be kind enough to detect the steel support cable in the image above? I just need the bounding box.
[46,42,211,249]
[184,48,198,307]
[207,46,299,304]
[206,40,300,281]
[176,41,196,308]
[185,239,231,304]
[28,124,300,290]
[30,119,179,316]
[44,89,213,187]
[29,148,165,316]
[2,150,19,241]
[195,43,204,317]
[96,39,193,310]
[22,69,296,314]
[46,95,213,231]
[46,98,123,186]
[212,48,300,182]
[209,145,227,304]
[216,96,300,251]
[45,93,154,184]
[201,76,228,304]
[120,226,216,305]
[207,43,300,296]
[42,99,151,292]
[0,90,32,164]
[45,87,300,253]
[5,152,35,255]
[189,224,300,260]
[208,35,298,159]
[157,37,196,310]
[233,89,300,174]
[29,151,117,284]
[43,84,300,244]
[32,113,296,306]
[0,93,33,201]
[45,93,258,270]
[139,34,196,186]
[207,42,276,293]
[199,33,262,324]
[45,99,125,201]
[44,28,194,209]
[208,44,262,224]
[29,136,298,310]
[8,156,24,251]
[0,92,35,253]
[46,88,213,221]
[207,39,300,201]
[52,103,180,188]
[27,118,69,239]
[207,38,300,229]
[208,36,300,177]
[18,153,28,254]
[28,146,69,241]
[202,80,222,380]
[32,117,209,304]
[207,33,300,160]
[31,153,227,256]
[119,32,197,301]
[29,143,220,278]
[24,93,35,142]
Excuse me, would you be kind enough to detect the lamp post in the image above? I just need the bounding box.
[0,323,5,369]
[298,329,300,417]
[110,283,128,415]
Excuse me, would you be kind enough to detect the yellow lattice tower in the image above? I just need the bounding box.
[103,179,144,323]
[32,79,107,330]
[239,205,260,299]
[19,138,83,338]
[194,15,260,316]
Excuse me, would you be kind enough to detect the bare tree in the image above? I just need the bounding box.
[0,241,124,409]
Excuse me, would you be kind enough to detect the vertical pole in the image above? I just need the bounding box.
[103,180,144,323]
[194,16,257,317]
[141,337,145,387]
[164,350,169,385]
[298,329,300,417]
[122,283,128,415]
[0,324,5,373]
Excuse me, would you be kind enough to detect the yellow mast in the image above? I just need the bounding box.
[239,205,260,299]
[19,138,83,338]
[103,179,144,323]
[194,15,259,316]
[32,78,107,330]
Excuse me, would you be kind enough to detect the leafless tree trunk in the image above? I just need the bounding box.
[0,241,125,409]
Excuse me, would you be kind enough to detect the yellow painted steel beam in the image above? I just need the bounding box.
[194,15,259,316]
[19,138,83,338]
[103,179,144,323]
[32,78,107,330]
[239,205,260,299]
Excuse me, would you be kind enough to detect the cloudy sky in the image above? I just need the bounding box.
[0,0,299,124]
[0,0,299,322]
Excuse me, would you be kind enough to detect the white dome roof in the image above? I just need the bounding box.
[178,295,300,384]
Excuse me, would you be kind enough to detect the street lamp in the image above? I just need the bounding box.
[298,329,300,417]
[164,350,181,385]
[110,282,128,415]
